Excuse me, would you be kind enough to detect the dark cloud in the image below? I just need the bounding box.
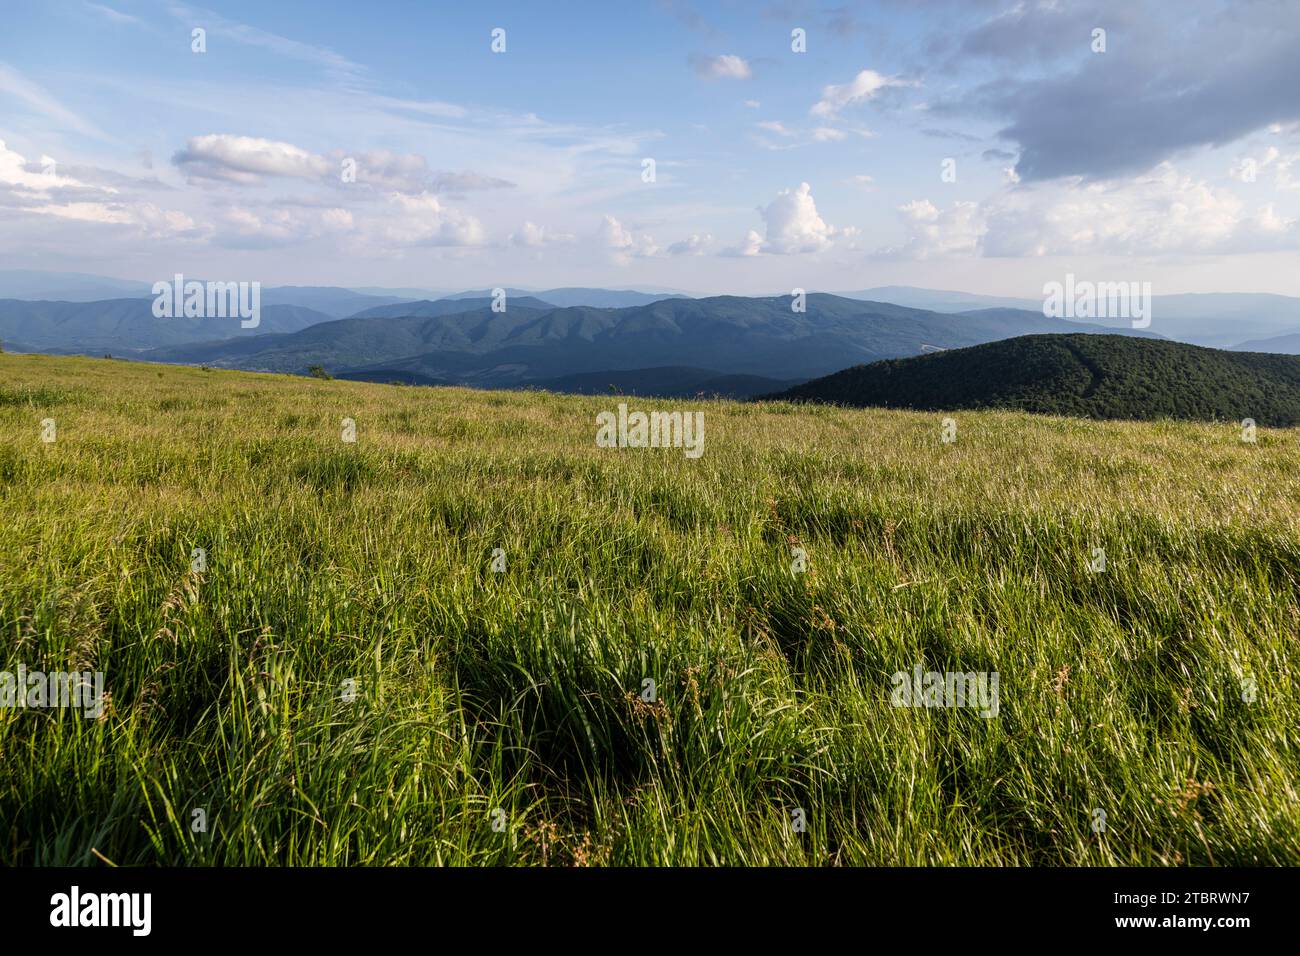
[931,0,1300,181]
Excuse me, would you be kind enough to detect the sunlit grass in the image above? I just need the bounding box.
[1,352,1297,865]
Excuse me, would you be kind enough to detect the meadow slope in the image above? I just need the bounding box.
[1,352,1297,865]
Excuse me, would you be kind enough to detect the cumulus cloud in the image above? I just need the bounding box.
[983,165,1298,257]
[726,182,843,255]
[509,221,575,247]
[757,181,837,253]
[0,140,85,191]
[691,54,752,80]
[598,215,658,261]
[667,233,712,256]
[380,192,486,247]
[879,199,984,259]
[880,164,1300,260]
[727,229,764,257]
[218,204,354,247]
[811,69,910,118]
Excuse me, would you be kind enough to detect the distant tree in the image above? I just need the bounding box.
[308,365,333,380]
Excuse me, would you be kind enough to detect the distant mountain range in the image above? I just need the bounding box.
[441,287,690,308]
[1230,331,1300,354]
[6,269,1300,399]
[769,334,1300,426]
[835,286,1300,349]
[0,271,688,312]
[7,269,1300,349]
[0,298,334,353]
[348,296,558,319]
[835,286,1041,312]
[0,269,154,302]
[126,293,1154,395]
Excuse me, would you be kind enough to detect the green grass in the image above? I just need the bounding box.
[1,352,1297,866]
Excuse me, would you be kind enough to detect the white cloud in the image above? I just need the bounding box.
[380,192,485,247]
[0,139,86,191]
[173,135,329,185]
[811,69,910,118]
[882,164,1300,260]
[667,233,712,256]
[811,127,847,142]
[743,99,761,109]
[0,139,200,237]
[220,204,353,246]
[692,54,752,80]
[728,182,843,255]
[84,2,142,25]
[724,229,764,257]
[172,136,514,196]
[509,221,575,247]
[757,181,838,254]
[598,215,658,261]
[984,165,1294,257]
[880,199,984,259]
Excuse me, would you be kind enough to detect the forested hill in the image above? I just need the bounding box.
[767,333,1300,426]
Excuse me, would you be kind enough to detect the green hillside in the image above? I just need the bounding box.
[772,333,1300,426]
[1,353,1297,865]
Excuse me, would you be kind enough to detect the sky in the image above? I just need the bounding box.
[1,0,1299,296]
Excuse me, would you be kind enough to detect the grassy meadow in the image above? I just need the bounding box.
[1,351,1297,866]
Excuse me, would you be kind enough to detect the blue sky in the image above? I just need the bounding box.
[2,0,1299,295]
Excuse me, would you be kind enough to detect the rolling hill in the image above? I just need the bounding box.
[768,333,1300,426]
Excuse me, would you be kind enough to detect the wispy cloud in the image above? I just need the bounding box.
[0,61,114,141]
[83,2,143,26]
[165,2,366,77]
